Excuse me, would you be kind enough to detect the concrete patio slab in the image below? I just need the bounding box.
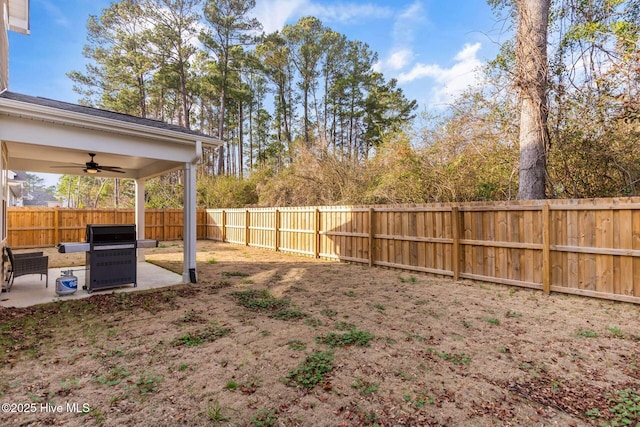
[0,262,183,308]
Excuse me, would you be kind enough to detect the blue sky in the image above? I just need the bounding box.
[8,0,507,112]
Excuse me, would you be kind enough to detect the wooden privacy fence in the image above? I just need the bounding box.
[7,207,208,247]
[8,199,640,304]
[205,198,640,305]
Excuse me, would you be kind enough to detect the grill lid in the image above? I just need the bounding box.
[86,224,136,244]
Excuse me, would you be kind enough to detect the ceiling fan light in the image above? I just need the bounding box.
[84,168,99,174]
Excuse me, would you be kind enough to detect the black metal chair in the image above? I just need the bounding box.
[3,247,49,292]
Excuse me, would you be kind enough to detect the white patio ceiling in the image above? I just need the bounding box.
[5,143,174,179]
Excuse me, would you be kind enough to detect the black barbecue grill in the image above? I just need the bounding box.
[86,224,136,292]
[57,224,158,293]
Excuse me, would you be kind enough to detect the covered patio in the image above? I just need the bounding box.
[0,261,182,308]
[0,91,222,306]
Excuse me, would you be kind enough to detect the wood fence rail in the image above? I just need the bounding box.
[204,197,640,305]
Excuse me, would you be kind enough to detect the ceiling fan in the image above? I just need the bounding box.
[51,153,125,174]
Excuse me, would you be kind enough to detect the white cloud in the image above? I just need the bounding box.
[373,48,413,72]
[253,0,392,34]
[305,2,392,23]
[373,1,425,75]
[393,0,424,45]
[36,0,70,27]
[397,42,485,106]
[253,0,307,34]
[454,42,482,63]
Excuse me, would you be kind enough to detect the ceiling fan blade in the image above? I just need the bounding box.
[50,163,85,168]
[99,166,126,173]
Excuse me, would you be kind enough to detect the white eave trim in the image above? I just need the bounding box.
[8,0,30,35]
[8,17,29,34]
[0,97,222,146]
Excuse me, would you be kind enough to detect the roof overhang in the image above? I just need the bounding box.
[0,91,222,180]
[8,0,29,35]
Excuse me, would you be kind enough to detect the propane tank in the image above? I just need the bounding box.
[55,270,78,296]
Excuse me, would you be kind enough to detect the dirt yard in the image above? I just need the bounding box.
[0,240,638,426]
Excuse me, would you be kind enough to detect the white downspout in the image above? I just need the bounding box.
[134,178,146,262]
[183,140,201,283]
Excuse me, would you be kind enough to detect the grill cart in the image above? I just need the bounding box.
[57,224,158,293]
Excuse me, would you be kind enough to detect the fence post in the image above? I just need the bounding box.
[203,209,208,239]
[161,209,167,241]
[203,210,208,240]
[451,206,460,281]
[314,208,320,258]
[245,209,250,246]
[274,209,280,251]
[542,203,551,294]
[54,206,59,245]
[221,210,226,242]
[368,208,375,267]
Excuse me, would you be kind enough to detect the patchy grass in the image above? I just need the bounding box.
[372,303,386,312]
[351,377,380,396]
[239,374,263,394]
[230,289,308,321]
[316,329,374,348]
[204,400,231,423]
[427,348,472,366]
[287,340,307,351]
[94,366,130,387]
[606,326,625,338]
[576,328,599,338]
[334,321,356,331]
[224,380,239,391]
[171,323,232,347]
[222,271,250,277]
[270,307,307,321]
[134,371,162,394]
[250,408,278,427]
[231,289,288,311]
[282,351,334,389]
[320,308,338,318]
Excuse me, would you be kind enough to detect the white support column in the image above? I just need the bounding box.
[183,161,197,283]
[134,178,146,262]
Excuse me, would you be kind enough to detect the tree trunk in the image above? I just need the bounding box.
[518,96,547,199]
[114,178,119,208]
[217,91,226,175]
[303,81,309,145]
[137,74,147,118]
[180,64,190,129]
[515,0,549,200]
[93,178,108,208]
[238,100,244,179]
[248,101,253,170]
[279,80,292,163]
